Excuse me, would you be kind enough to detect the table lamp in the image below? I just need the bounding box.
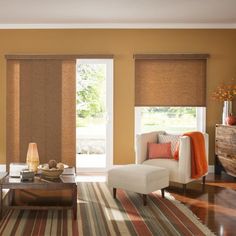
[26,142,40,173]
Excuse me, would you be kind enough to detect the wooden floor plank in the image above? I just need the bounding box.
[168,173,236,236]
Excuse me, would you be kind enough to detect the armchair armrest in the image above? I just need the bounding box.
[135,131,166,164]
[178,136,191,182]
[178,133,209,183]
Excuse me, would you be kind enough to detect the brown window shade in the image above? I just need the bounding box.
[6,58,76,169]
[135,54,209,107]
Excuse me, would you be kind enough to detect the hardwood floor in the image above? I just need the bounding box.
[79,171,236,235]
[167,173,236,236]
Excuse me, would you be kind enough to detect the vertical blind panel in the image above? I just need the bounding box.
[19,60,62,164]
[44,60,62,163]
[6,59,76,168]
[6,60,20,168]
[135,59,206,106]
[61,60,76,167]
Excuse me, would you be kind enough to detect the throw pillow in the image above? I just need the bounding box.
[148,142,172,159]
[158,134,181,157]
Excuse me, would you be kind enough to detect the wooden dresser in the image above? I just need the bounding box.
[215,124,236,177]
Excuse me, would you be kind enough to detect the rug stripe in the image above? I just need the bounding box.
[150,194,197,236]
[9,210,24,235]
[62,210,68,236]
[0,210,12,230]
[127,191,178,236]
[84,183,101,235]
[90,183,111,235]
[57,210,62,235]
[22,210,37,235]
[79,183,96,235]
[82,182,100,235]
[98,183,135,235]
[117,189,153,236]
[153,193,206,236]
[44,210,53,235]
[0,210,14,234]
[31,211,43,236]
[86,182,110,235]
[148,199,180,236]
[77,194,84,236]
[38,210,48,235]
[72,210,79,236]
[92,183,118,235]
[12,210,29,235]
[67,210,73,236]
[51,210,58,235]
[95,183,123,236]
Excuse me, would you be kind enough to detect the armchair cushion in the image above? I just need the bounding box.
[158,134,181,157]
[148,142,172,159]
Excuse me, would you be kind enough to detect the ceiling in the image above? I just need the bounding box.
[0,0,236,28]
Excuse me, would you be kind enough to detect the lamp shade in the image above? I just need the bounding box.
[26,143,40,172]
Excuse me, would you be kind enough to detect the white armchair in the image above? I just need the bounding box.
[136,131,209,191]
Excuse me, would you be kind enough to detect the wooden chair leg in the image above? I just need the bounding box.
[143,194,147,206]
[113,188,116,199]
[161,188,165,198]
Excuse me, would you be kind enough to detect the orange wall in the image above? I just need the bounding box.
[0,29,236,165]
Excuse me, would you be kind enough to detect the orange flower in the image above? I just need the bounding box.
[212,78,236,101]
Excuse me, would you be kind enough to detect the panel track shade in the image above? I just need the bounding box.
[6,59,76,169]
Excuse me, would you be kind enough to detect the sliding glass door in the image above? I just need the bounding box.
[76,59,113,172]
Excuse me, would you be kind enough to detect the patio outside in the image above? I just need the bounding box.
[76,62,106,169]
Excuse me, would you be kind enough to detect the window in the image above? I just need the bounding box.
[135,107,206,135]
[134,54,208,136]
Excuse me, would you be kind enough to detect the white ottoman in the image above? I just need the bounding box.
[108,164,169,205]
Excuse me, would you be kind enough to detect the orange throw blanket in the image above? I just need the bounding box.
[174,132,208,179]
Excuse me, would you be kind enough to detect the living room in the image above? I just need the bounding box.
[0,1,236,235]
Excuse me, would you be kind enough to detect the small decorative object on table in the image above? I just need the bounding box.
[38,160,68,180]
[26,143,40,173]
[212,78,236,124]
[226,113,236,125]
[20,169,35,181]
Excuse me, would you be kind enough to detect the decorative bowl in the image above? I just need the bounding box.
[38,164,64,179]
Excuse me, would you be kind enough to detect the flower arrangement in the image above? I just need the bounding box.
[212,79,236,101]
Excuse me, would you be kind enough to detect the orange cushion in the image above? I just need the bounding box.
[148,142,172,159]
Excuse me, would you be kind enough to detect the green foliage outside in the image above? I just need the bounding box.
[142,107,196,118]
[76,64,106,120]
[141,107,197,134]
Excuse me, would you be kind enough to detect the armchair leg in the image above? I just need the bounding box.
[113,188,116,199]
[183,184,187,194]
[202,176,206,192]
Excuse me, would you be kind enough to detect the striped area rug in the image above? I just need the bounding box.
[0,182,215,236]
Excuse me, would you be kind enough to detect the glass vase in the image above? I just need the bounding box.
[222,100,233,125]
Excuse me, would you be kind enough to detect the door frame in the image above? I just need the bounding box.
[76,59,113,173]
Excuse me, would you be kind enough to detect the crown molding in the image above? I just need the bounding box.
[0,23,236,29]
